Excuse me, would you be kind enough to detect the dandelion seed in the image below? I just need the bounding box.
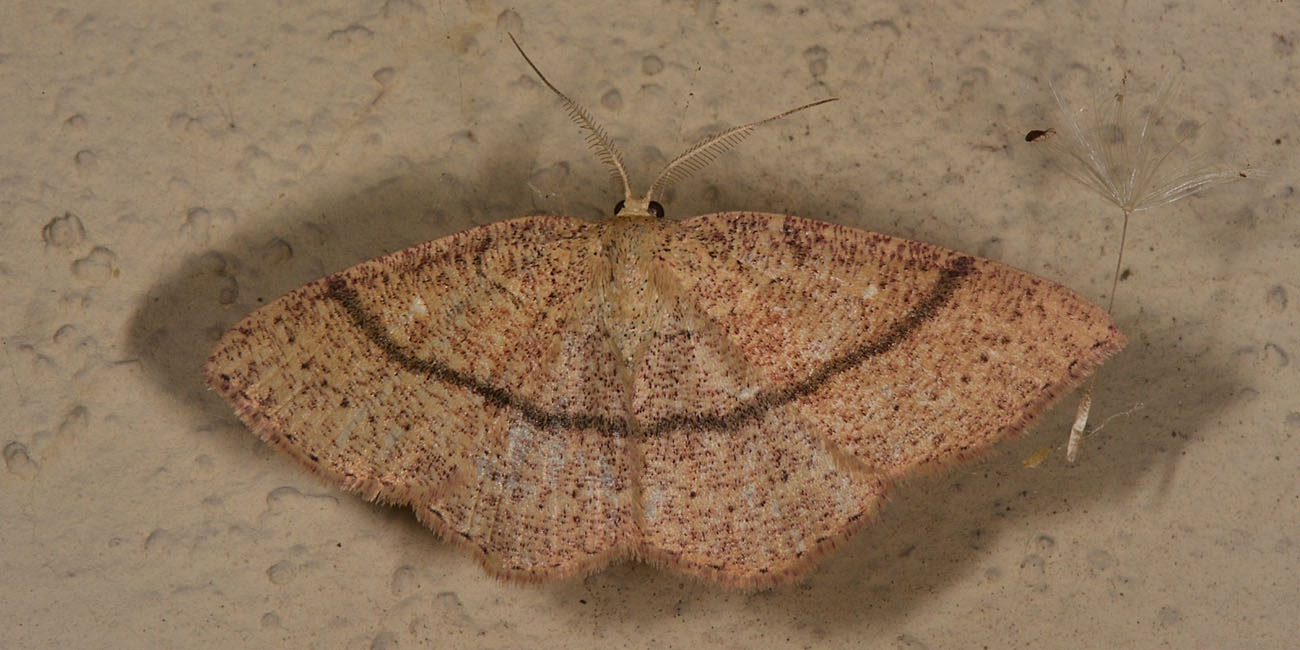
[1033,72,1251,463]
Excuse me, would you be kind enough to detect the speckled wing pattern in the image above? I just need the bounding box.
[206,216,639,580]
[658,213,1125,478]
[205,211,1124,588]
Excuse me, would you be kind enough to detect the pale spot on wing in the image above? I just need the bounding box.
[330,407,365,456]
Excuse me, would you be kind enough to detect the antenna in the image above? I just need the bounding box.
[510,34,837,218]
[509,34,633,204]
[647,98,837,201]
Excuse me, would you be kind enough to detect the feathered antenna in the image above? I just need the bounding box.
[510,33,633,203]
[511,34,836,218]
[647,98,838,201]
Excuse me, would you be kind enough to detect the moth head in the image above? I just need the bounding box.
[613,197,665,219]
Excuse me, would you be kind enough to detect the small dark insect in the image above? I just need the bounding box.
[1025,128,1057,143]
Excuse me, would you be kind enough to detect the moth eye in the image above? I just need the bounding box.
[649,201,665,219]
[613,200,626,215]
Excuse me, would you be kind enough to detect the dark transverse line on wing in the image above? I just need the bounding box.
[325,256,972,437]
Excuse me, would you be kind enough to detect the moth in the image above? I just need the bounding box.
[205,37,1123,588]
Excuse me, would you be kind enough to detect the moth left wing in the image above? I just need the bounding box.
[653,211,1125,477]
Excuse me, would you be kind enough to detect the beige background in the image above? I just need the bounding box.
[3,0,1297,647]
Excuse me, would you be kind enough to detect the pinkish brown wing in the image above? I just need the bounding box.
[655,211,1125,479]
[204,215,639,580]
[629,273,889,587]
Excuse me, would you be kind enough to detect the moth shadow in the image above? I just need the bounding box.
[124,123,849,454]
[123,144,554,453]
